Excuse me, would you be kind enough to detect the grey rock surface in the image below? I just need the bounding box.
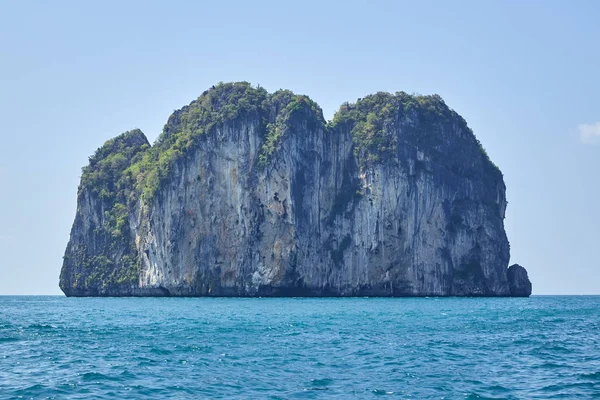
[60,83,531,297]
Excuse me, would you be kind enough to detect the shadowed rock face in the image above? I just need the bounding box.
[60,82,531,297]
[507,264,532,297]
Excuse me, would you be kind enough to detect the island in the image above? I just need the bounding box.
[60,82,532,297]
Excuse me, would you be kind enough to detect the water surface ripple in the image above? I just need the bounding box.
[0,296,598,399]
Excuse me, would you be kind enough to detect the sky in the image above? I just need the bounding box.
[0,0,598,295]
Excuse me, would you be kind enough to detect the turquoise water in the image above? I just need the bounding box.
[0,296,599,399]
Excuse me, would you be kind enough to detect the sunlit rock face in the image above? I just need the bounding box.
[60,82,531,297]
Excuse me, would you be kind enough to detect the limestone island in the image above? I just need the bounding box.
[60,82,532,297]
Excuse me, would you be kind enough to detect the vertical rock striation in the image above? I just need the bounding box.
[60,82,532,297]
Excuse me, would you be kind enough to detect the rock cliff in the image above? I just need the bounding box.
[60,82,532,297]
[507,264,532,297]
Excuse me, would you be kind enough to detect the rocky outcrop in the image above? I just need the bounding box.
[59,82,531,297]
[507,264,532,297]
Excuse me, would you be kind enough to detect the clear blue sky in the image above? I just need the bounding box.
[1,0,598,295]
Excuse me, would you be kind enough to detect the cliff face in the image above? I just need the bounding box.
[60,82,531,297]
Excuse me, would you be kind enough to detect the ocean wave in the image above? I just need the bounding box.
[0,296,598,398]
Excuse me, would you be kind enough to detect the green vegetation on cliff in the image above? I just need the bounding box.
[126,82,272,201]
[329,91,499,173]
[259,91,325,166]
[80,129,149,200]
[91,83,324,202]
[79,83,498,205]
[330,92,451,165]
[79,84,501,228]
[157,82,270,149]
[80,129,148,238]
[75,129,148,288]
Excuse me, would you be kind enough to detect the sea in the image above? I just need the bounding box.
[0,296,598,399]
